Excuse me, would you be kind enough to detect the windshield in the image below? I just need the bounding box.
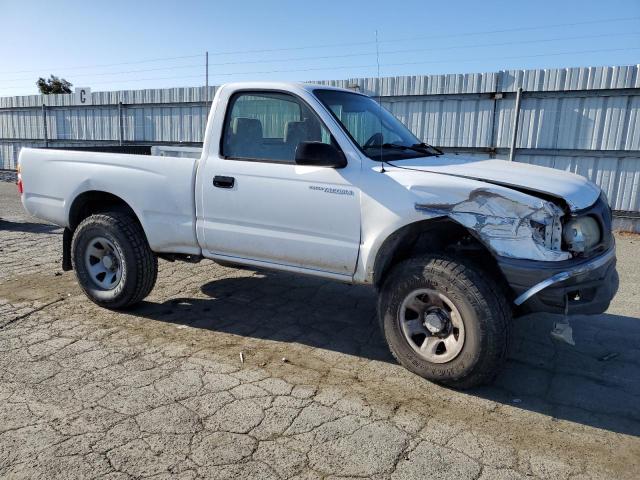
[314,89,437,161]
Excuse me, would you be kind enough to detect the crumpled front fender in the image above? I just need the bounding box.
[414,188,570,262]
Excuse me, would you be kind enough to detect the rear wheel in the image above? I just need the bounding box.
[378,255,511,389]
[72,211,157,309]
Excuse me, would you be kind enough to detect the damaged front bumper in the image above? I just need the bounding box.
[498,245,619,315]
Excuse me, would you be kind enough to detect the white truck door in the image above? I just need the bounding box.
[198,90,361,277]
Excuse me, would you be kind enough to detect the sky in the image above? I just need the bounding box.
[0,0,639,96]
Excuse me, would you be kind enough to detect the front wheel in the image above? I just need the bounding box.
[378,255,511,389]
[71,211,158,309]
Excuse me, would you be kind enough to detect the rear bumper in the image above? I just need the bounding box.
[497,245,619,315]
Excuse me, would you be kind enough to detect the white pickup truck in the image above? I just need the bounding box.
[18,82,618,388]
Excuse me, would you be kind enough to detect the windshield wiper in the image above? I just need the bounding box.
[412,142,443,155]
[362,143,439,156]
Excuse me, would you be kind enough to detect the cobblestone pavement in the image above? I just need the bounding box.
[1,180,639,479]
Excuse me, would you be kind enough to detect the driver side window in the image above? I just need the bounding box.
[222,91,333,163]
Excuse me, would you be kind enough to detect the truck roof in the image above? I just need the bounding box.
[219,81,366,95]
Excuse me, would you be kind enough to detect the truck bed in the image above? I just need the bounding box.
[19,148,201,255]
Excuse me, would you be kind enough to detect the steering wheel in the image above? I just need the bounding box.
[363,132,383,148]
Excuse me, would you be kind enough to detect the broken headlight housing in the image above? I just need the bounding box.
[529,202,564,253]
[562,216,601,254]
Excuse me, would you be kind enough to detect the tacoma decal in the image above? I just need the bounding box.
[309,185,354,196]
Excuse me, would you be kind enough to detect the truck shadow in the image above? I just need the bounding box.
[132,270,640,437]
[0,218,61,234]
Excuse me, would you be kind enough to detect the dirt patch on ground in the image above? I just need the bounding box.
[0,271,79,304]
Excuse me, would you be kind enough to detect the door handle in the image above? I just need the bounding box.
[213,176,235,188]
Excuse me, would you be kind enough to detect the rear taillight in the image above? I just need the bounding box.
[16,165,23,194]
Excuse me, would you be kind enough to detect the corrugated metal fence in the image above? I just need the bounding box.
[1,64,639,229]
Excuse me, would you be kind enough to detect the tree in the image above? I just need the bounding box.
[36,75,73,94]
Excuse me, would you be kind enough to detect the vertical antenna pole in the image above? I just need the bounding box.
[375,30,381,100]
[205,51,209,103]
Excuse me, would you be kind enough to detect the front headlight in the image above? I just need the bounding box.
[563,216,601,253]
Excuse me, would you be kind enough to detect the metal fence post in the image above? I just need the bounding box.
[118,102,123,146]
[508,87,523,162]
[41,103,48,148]
[488,92,503,158]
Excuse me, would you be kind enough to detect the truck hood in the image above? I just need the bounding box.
[393,156,601,211]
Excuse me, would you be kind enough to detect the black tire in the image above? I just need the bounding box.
[378,254,511,389]
[71,210,158,309]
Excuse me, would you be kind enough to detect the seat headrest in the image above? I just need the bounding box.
[232,117,263,140]
[303,118,321,141]
[284,121,307,145]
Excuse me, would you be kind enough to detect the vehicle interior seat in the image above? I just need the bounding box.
[284,118,322,158]
[228,117,263,158]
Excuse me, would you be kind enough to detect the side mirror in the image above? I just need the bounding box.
[295,142,347,169]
